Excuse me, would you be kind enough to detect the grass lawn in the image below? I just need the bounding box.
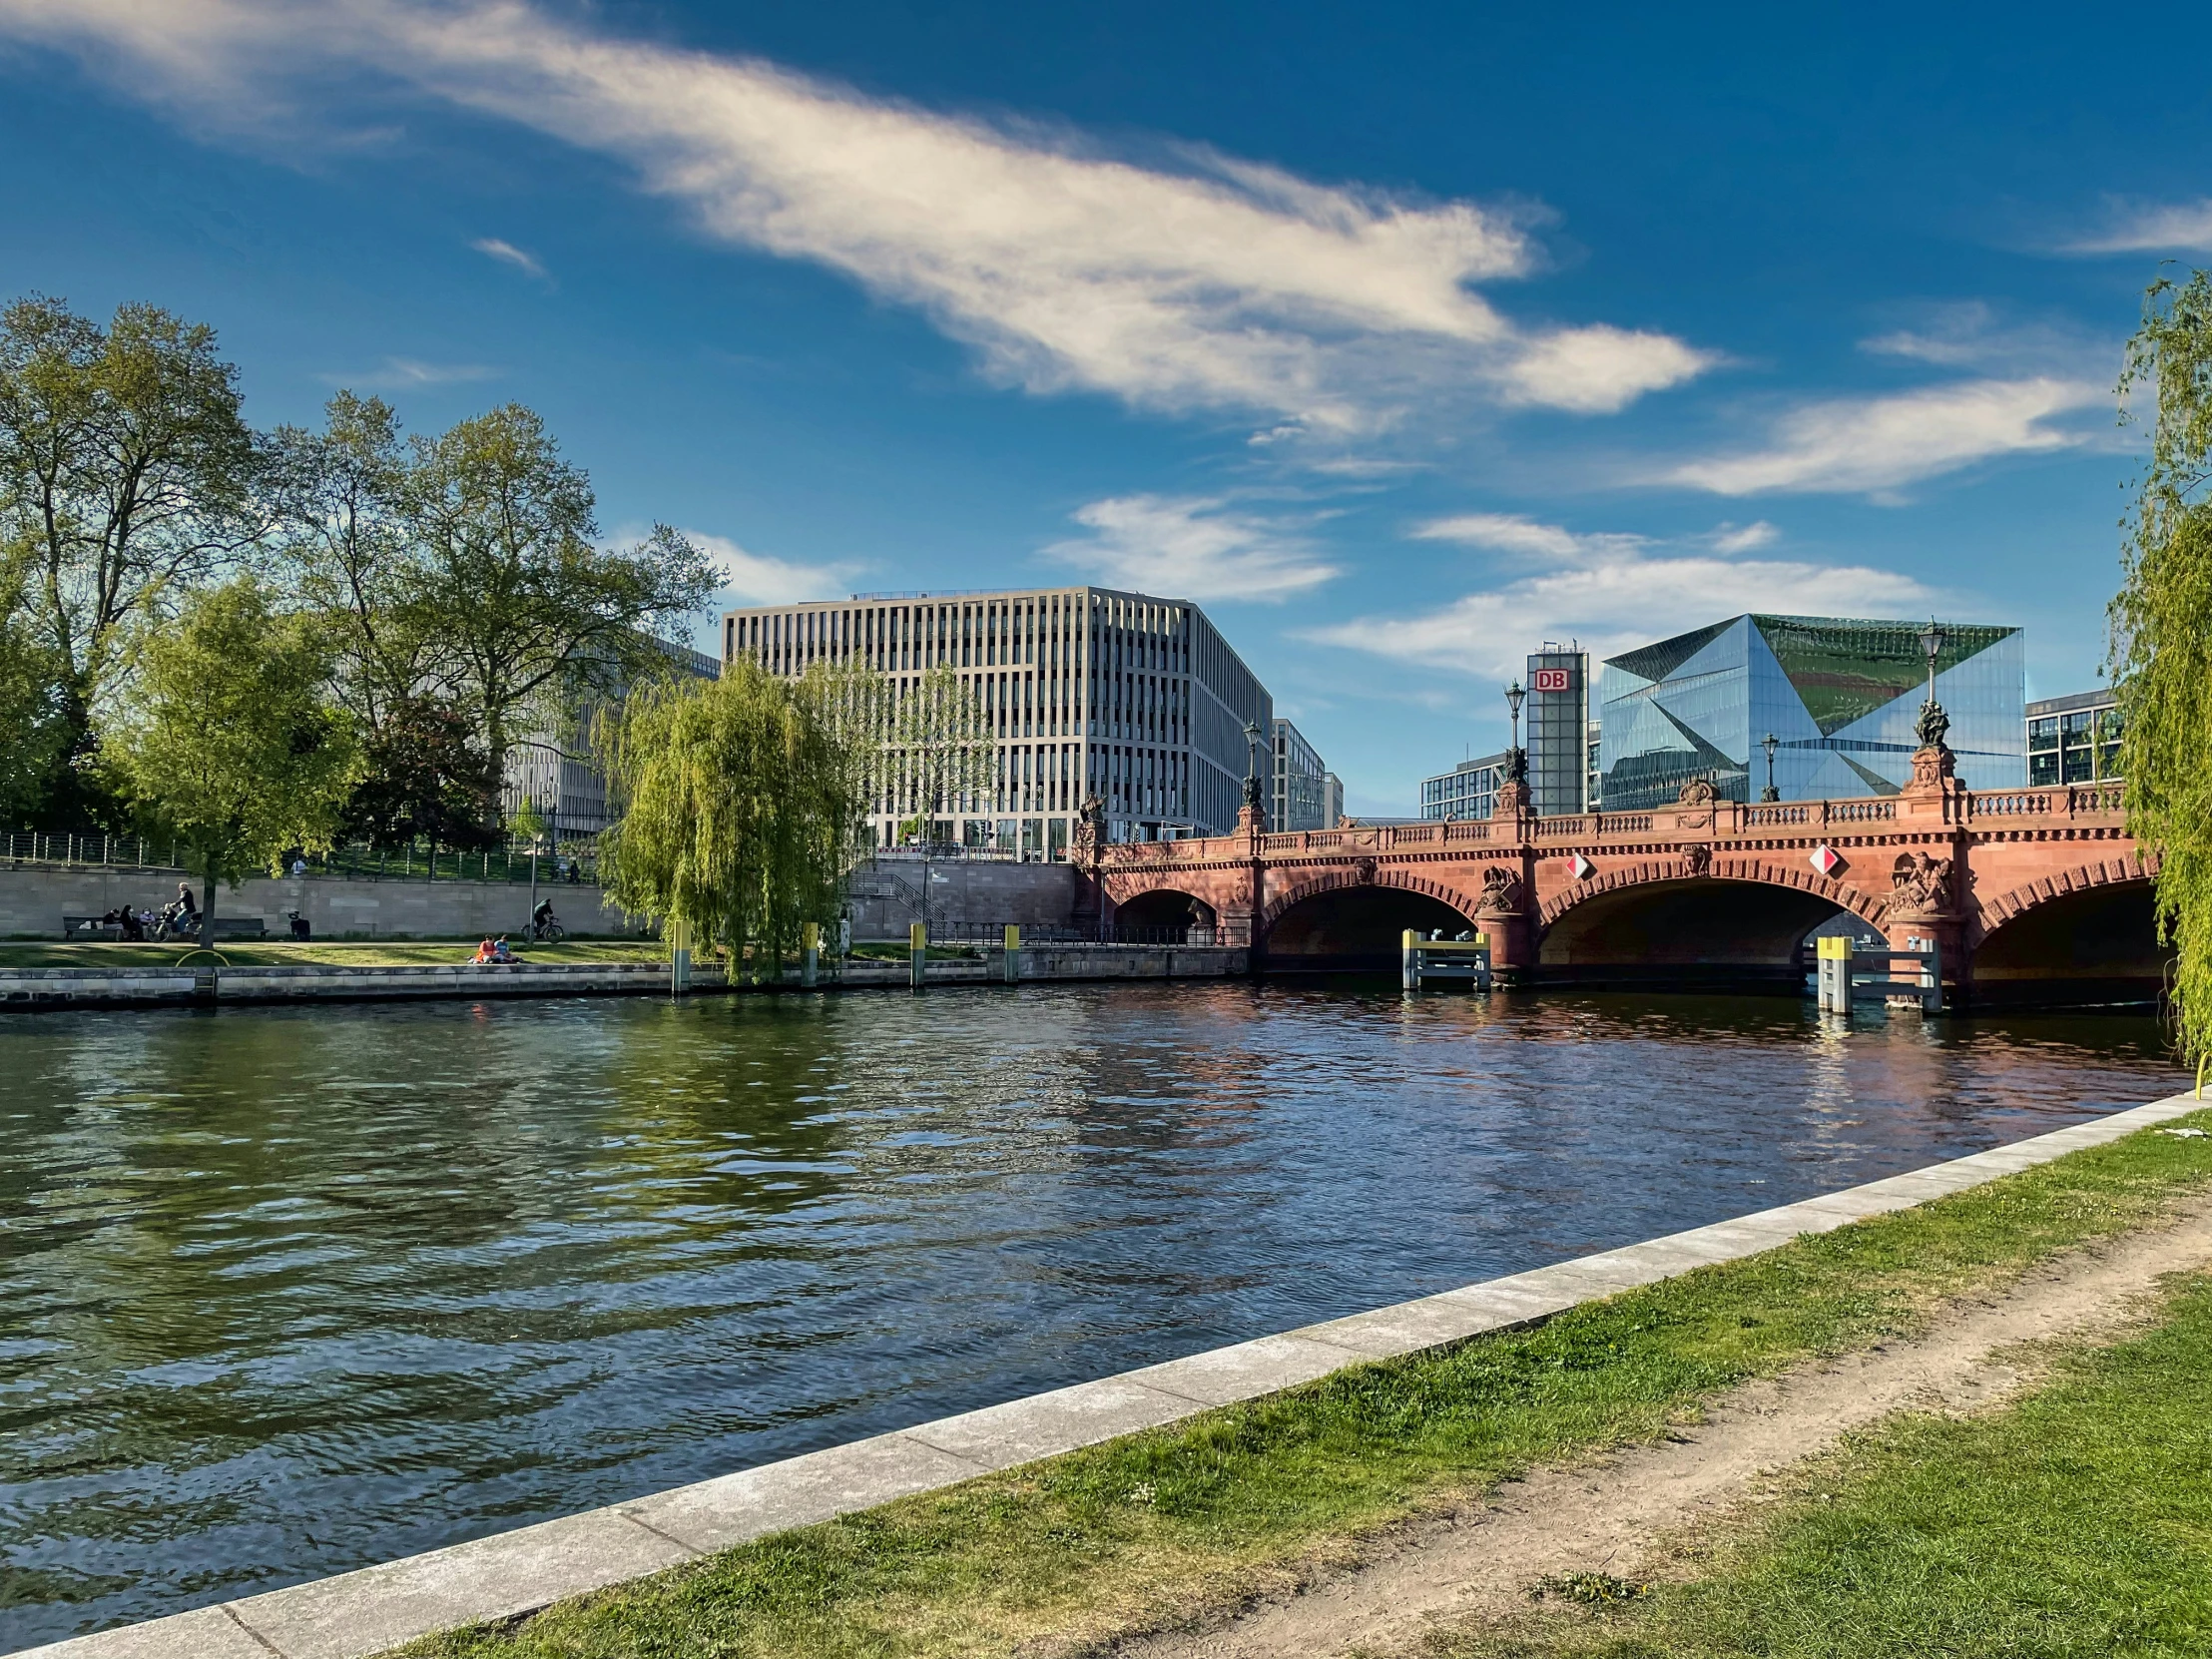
[0,939,670,968]
[1438,1275,2212,1658]
[386,1107,2212,1659]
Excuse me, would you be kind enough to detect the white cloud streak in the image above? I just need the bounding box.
[471,236,548,279]
[0,0,1712,433]
[1709,519,1778,553]
[2063,199,2212,254]
[1410,511,1644,559]
[316,355,496,389]
[1044,495,1340,601]
[686,530,858,606]
[1313,533,1934,679]
[1665,377,2101,497]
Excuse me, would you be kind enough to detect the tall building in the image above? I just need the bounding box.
[502,638,721,842]
[1323,771,1345,828]
[1525,645,1590,817]
[724,586,1273,853]
[2027,690,2122,785]
[1271,718,1331,831]
[1598,614,2025,810]
[1419,753,1509,821]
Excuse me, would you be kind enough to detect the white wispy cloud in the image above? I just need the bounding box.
[1311,537,1935,680]
[2062,198,2212,254]
[1044,495,1340,601]
[1709,519,1778,553]
[1410,511,1643,559]
[0,0,1713,434]
[1664,377,2101,497]
[315,355,496,389]
[686,530,858,607]
[471,236,548,280]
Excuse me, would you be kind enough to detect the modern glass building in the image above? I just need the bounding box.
[2027,690,2122,786]
[1598,615,2024,811]
[1420,753,1509,820]
[1271,718,1331,831]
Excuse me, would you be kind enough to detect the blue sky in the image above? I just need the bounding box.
[3,3,2208,813]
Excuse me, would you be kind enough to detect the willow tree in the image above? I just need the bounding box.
[2111,269,2212,1058]
[596,658,869,974]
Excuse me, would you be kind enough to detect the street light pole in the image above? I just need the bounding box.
[1503,679,1526,784]
[1242,720,1264,818]
[1916,617,1951,752]
[1761,731,1780,803]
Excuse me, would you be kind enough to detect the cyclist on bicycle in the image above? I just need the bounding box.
[532,897,558,940]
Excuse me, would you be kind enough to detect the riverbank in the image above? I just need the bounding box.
[25,1091,2207,1659]
[0,942,1248,1006]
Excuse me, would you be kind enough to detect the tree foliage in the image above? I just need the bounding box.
[0,295,261,821]
[881,659,996,842]
[103,578,358,943]
[394,403,714,795]
[596,659,870,973]
[338,694,500,851]
[2111,269,2212,1058]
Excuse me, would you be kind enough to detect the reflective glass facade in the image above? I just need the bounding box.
[1420,753,1507,820]
[1598,615,2024,811]
[1526,648,1589,817]
[2026,690,2122,786]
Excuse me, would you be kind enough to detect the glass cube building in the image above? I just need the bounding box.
[1597,615,2024,811]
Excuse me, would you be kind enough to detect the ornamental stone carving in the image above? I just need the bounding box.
[1477,863,1524,912]
[1355,856,1378,884]
[1889,850,1953,913]
[1676,777,1717,807]
[1683,842,1712,877]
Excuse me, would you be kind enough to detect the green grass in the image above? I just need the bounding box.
[0,939,670,968]
[1434,1274,2212,1659]
[384,1107,2212,1659]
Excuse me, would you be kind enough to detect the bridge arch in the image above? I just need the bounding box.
[1112,885,1217,937]
[1537,855,1881,991]
[1260,867,1484,972]
[1968,854,2167,1007]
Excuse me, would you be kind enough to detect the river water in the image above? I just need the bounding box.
[0,983,2184,1646]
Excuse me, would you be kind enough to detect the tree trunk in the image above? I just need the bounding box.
[199,849,216,950]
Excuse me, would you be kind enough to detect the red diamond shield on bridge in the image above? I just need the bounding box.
[1569,853,1595,880]
[1809,843,1844,877]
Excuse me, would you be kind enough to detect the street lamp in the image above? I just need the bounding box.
[1916,617,1951,752]
[1503,679,1526,784]
[1242,719,1264,812]
[1761,732,1780,803]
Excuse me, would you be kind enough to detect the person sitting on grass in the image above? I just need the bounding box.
[491,936,517,963]
[470,936,498,964]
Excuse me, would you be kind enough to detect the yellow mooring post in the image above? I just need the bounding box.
[801,921,821,988]
[1401,928,1419,990]
[670,917,692,996]
[1003,923,1021,984]
[1816,933,1852,1013]
[909,920,927,989]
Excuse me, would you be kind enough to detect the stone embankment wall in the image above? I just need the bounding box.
[844,857,1079,938]
[0,865,638,939]
[0,946,1248,1009]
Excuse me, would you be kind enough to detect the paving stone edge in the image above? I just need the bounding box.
[17,1091,2202,1659]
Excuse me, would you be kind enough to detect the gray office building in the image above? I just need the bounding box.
[2027,690,2122,786]
[724,585,1273,853]
[1271,718,1331,831]
[1419,752,1510,821]
[1526,645,1591,817]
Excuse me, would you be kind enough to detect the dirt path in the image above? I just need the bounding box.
[1114,1193,2212,1659]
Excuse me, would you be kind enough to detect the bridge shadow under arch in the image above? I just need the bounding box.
[1114,887,1217,938]
[1538,876,1850,993]
[1263,885,1481,973]
[1971,878,2168,1009]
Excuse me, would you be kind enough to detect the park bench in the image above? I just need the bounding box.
[60,914,268,940]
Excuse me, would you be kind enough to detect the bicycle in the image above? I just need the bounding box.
[529,917,567,943]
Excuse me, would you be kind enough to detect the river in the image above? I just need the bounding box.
[0,983,2184,1646]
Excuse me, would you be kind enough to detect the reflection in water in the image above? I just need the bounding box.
[0,983,2181,1643]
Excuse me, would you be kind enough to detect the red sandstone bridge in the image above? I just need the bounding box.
[1079,746,2158,1008]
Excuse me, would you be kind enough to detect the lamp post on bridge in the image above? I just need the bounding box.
[1917,617,1951,753]
[1761,732,1780,803]
[1503,678,1526,786]
[1241,720,1266,829]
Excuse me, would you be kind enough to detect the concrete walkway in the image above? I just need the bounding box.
[17,1092,2200,1659]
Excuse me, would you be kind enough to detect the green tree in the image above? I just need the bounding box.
[396,404,714,810]
[267,390,419,732]
[104,578,358,946]
[2111,269,2212,1060]
[0,295,261,823]
[0,570,67,826]
[597,658,869,976]
[338,693,500,850]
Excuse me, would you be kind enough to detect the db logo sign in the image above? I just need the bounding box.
[1531,668,1571,693]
